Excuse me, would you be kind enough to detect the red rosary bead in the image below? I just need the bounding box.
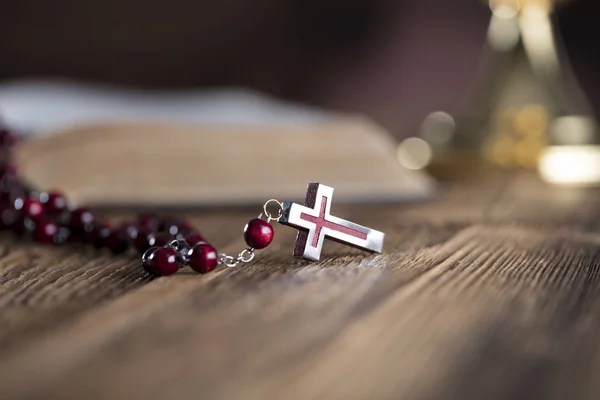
[243,218,274,249]
[11,216,34,237]
[184,232,205,246]
[138,213,161,231]
[69,208,94,231]
[187,243,218,274]
[134,230,171,254]
[33,219,58,243]
[105,227,130,255]
[54,225,73,244]
[143,247,180,277]
[87,223,112,249]
[41,191,68,215]
[142,247,159,274]
[133,228,152,253]
[18,198,45,221]
[160,219,195,237]
[119,222,139,241]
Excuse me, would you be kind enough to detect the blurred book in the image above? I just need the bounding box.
[1,80,435,206]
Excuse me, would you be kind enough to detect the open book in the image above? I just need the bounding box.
[1,80,435,206]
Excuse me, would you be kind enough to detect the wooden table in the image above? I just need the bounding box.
[1,172,600,399]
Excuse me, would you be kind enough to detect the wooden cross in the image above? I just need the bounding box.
[279,183,385,261]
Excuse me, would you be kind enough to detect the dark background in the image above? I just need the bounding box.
[0,0,598,134]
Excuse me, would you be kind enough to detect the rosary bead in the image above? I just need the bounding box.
[18,198,45,221]
[143,247,180,277]
[142,247,159,274]
[160,219,195,237]
[53,225,73,245]
[33,219,58,243]
[149,232,171,247]
[11,216,34,237]
[41,191,68,215]
[69,208,94,231]
[134,230,171,254]
[184,232,205,246]
[133,228,152,253]
[105,227,130,255]
[138,213,160,231]
[243,218,274,249]
[87,223,112,249]
[63,224,87,242]
[187,243,218,274]
[119,222,139,241]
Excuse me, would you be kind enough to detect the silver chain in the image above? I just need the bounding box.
[218,247,255,268]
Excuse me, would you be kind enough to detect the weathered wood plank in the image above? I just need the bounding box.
[2,173,600,400]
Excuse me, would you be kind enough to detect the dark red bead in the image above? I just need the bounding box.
[11,216,34,237]
[41,191,68,215]
[119,222,139,241]
[160,219,195,237]
[69,208,94,231]
[86,223,112,249]
[142,247,160,274]
[17,198,44,221]
[143,247,180,277]
[150,232,171,247]
[33,219,58,243]
[133,228,152,253]
[53,225,73,244]
[243,218,274,249]
[134,230,171,254]
[187,243,218,274]
[105,227,130,255]
[184,232,205,246]
[61,223,88,242]
[138,213,160,231]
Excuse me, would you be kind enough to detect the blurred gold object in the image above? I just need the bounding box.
[417,0,600,183]
[483,104,548,168]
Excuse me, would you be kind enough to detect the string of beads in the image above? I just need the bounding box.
[0,124,275,277]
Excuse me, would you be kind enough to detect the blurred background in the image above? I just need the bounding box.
[2,0,600,189]
[0,0,597,134]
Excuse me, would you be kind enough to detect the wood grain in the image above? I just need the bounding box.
[1,172,600,399]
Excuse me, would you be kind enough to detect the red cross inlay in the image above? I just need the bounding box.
[300,196,368,247]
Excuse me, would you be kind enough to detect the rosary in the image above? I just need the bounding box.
[0,126,385,276]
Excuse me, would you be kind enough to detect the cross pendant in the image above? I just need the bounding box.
[279,183,385,261]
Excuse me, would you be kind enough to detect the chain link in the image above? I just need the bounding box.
[219,247,255,268]
[260,199,284,223]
